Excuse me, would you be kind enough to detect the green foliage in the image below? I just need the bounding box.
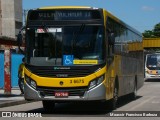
[154,23,160,37]
[143,23,160,38]
[143,30,155,38]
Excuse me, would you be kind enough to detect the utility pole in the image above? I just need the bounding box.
[23,9,29,25]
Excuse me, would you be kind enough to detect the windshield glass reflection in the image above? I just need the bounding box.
[26,25,105,66]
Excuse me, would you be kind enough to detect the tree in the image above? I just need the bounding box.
[153,23,160,37]
[143,23,160,38]
[143,30,155,38]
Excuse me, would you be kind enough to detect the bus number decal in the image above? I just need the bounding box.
[70,79,84,84]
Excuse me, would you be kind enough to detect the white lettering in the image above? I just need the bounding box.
[110,113,125,117]
[38,11,91,19]
[126,113,143,117]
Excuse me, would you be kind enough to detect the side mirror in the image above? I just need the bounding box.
[17,26,26,54]
[17,26,26,46]
[17,32,23,46]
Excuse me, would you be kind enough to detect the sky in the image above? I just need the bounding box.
[23,0,160,33]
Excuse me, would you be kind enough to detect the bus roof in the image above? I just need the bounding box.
[39,6,95,10]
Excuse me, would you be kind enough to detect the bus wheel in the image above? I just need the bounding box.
[42,100,55,113]
[130,81,137,100]
[109,85,118,110]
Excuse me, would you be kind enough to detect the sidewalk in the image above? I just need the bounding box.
[0,88,29,108]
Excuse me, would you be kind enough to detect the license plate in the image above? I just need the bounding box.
[55,92,69,98]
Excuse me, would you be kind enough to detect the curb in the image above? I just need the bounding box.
[0,100,35,108]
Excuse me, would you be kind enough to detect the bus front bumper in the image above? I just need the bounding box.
[144,73,160,81]
[24,82,106,101]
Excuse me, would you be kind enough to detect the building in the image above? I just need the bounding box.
[0,0,22,39]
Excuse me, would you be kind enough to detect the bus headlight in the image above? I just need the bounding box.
[30,80,37,89]
[97,75,104,85]
[89,80,97,89]
[25,75,37,89]
[89,75,105,90]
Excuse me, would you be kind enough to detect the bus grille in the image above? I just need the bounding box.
[35,70,91,77]
[26,65,93,77]
[37,87,87,97]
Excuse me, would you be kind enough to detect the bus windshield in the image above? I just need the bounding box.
[26,25,105,66]
[146,54,160,70]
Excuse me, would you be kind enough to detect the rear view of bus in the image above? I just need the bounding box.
[145,54,160,80]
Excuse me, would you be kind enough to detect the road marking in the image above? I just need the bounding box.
[128,97,155,111]
[0,97,24,100]
[151,100,160,104]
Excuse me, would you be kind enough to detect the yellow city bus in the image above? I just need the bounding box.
[17,6,144,111]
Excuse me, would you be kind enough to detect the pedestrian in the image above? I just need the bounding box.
[18,57,25,95]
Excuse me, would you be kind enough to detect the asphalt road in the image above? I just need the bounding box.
[1,80,160,120]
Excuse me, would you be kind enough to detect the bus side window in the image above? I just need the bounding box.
[106,17,115,56]
[107,28,115,56]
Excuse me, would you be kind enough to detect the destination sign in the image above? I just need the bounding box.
[28,10,101,21]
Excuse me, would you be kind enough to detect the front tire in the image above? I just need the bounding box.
[18,78,24,94]
[42,100,55,113]
[108,85,119,110]
[130,81,137,100]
